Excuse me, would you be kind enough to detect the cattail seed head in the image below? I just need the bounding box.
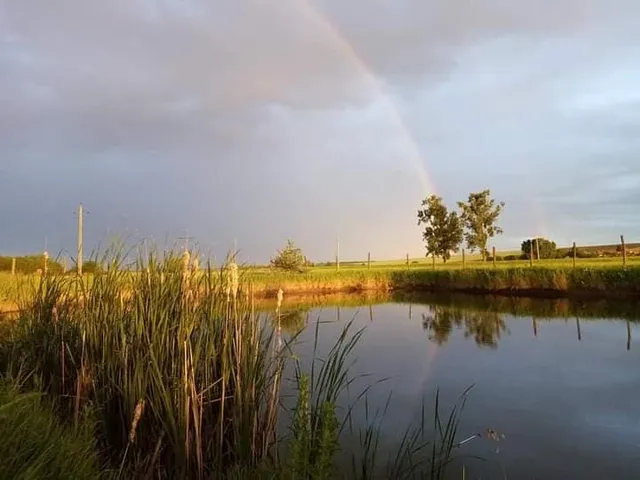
[228,262,239,300]
[129,399,146,444]
[182,250,191,273]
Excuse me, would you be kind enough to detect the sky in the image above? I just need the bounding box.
[1,0,640,263]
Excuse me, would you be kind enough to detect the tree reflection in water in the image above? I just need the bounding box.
[276,308,309,334]
[422,306,508,348]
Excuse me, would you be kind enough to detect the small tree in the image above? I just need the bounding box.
[271,239,307,272]
[417,194,463,263]
[521,238,557,260]
[457,189,505,261]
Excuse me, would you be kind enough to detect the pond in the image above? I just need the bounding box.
[268,293,640,479]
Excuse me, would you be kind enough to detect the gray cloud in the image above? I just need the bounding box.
[1,0,640,260]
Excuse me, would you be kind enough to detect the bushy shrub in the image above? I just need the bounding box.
[271,240,307,272]
[68,260,103,274]
[521,238,557,259]
[561,248,597,259]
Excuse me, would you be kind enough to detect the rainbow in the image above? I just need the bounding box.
[291,0,435,197]
[290,0,441,384]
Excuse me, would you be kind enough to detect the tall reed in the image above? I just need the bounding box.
[1,246,474,479]
[2,247,286,477]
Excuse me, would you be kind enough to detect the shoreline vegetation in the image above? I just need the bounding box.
[2,262,640,314]
[0,248,637,477]
[247,265,640,299]
[0,252,476,479]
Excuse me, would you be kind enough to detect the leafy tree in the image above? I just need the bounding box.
[417,195,463,263]
[457,189,505,261]
[270,239,307,272]
[521,238,557,260]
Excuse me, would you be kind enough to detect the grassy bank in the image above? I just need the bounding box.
[2,262,639,316]
[0,253,473,479]
[248,265,640,299]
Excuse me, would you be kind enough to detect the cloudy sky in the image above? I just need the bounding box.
[1,0,639,262]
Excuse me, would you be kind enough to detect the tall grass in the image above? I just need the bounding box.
[0,248,473,479]
[2,249,285,477]
[0,376,101,479]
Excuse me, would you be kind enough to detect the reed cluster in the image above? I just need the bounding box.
[0,249,472,479]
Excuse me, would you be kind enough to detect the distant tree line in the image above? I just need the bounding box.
[0,256,102,274]
[0,255,64,274]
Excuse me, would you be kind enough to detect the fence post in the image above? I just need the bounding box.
[529,240,534,267]
[11,257,16,276]
[621,235,627,268]
[572,242,577,268]
[576,318,582,342]
[492,246,496,268]
[406,253,409,267]
[462,249,466,269]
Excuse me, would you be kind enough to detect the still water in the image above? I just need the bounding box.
[272,293,640,479]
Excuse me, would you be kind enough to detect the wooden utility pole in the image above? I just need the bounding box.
[406,253,409,267]
[572,242,577,268]
[11,258,16,276]
[621,235,627,268]
[535,238,540,261]
[335,238,340,271]
[367,252,371,270]
[77,203,84,276]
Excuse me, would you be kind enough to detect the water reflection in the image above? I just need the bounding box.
[421,306,508,348]
[260,292,638,350]
[262,292,640,479]
[276,309,309,334]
